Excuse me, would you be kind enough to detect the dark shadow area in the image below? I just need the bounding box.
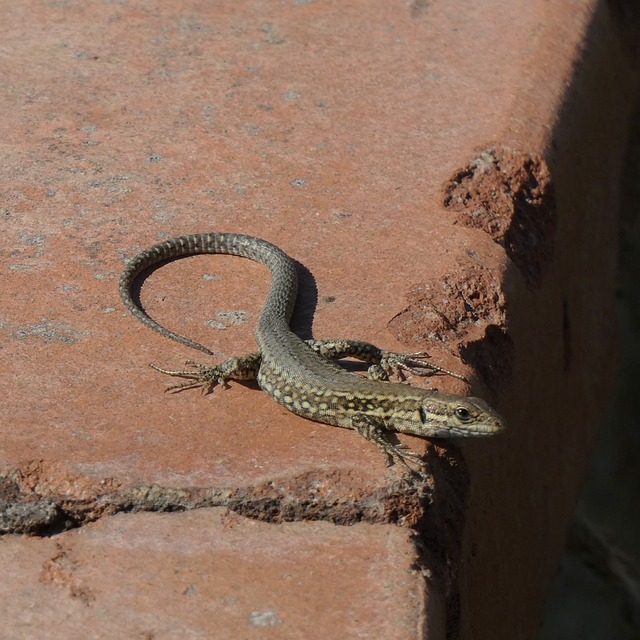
[538,2,640,636]
[540,91,640,640]
[289,258,318,340]
[445,1,640,638]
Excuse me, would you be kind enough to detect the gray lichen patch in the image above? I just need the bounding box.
[206,310,250,330]
[10,320,88,345]
[0,499,63,535]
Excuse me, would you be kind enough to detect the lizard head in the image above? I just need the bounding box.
[414,394,506,438]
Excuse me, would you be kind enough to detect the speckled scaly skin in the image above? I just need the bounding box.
[119,233,505,472]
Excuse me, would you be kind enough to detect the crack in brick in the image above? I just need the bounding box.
[1,452,469,626]
[0,461,437,536]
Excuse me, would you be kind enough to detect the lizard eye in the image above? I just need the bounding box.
[455,406,472,422]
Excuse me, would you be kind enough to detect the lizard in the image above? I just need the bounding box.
[119,232,505,474]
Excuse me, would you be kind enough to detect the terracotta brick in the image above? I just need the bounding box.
[0,510,428,639]
[1,0,638,637]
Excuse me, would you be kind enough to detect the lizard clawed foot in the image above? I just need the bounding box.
[351,413,427,478]
[149,352,263,394]
[378,351,468,382]
[386,443,428,479]
[149,363,227,394]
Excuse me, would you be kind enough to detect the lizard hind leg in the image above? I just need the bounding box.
[150,352,262,394]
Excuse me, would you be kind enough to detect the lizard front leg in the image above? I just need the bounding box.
[305,339,466,382]
[351,413,425,476]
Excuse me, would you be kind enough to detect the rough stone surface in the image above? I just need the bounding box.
[444,147,555,288]
[1,0,638,638]
[0,509,428,639]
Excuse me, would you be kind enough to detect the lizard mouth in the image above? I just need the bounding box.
[446,421,506,437]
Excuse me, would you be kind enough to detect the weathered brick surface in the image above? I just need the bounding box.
[0,510,426,639]
[1,1,638,637]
